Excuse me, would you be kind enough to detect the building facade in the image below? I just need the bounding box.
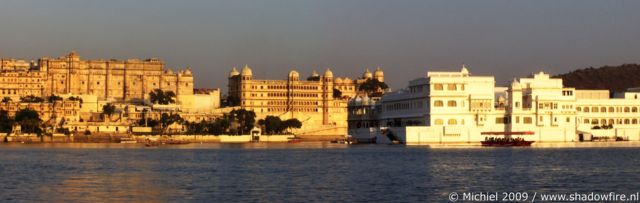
[228,65,383,136]
[350,66,640,144]
[0,52,194,102]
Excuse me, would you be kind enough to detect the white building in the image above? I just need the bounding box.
[350,66,640,144]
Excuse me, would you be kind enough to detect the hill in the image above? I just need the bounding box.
[556,64,640,93]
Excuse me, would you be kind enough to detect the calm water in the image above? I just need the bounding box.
[1,142,640,202]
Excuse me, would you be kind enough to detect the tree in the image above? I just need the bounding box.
[14,109,42,134]
[333,88,342,99]
[0,110,14,133]
[258,117,302,134]
[102,103,116,120]
[149,89,176,105]
[307,76,320,81]
[283,119,302,130]
[228,109,256,135]
[258,116,284,135]
[67,96,83,103]
[358,79,388,96]
[20,95,44,103]
[47,95,63,103]
[224,95,240,107]
[160,113,183,131]
[1,97,11,103]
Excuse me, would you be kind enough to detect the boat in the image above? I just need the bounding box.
[288,137,302,143]
[481,137,534,147]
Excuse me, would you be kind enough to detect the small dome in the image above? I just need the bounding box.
[461,64,469,75]
[229,67,240,77]
[324,68,333,78]
[241,64,253,76]
[288,70,300,79]
[165,69,174,74]
[343,77,352,83]
[374,67,384,77]
[363,68,373,79]
[184,68,192,75]
[334,77,343,83]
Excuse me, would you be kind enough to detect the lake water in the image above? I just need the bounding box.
[1,142,640,202]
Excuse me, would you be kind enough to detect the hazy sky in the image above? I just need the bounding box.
[1,0,639,90]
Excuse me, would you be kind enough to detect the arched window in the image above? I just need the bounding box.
[447,100,457,107]
[601,119,606,125]
[625,119,630,124]
[434,119,443,125]
[448,119,457,125]
[576,107,582,111]
[434,100,444,107]
[584,108,590,113]
[609,107,615,112]
[601,107,606,112]
[591,119,599,125]
[633,107,638,113]
[584,119,589,124]
[625,107,630,112]
[633,119,638,124]
[592,107,598,112]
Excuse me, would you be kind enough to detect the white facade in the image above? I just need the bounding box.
[350,66,640,144]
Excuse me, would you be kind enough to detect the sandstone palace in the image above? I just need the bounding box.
[0,51,193,101]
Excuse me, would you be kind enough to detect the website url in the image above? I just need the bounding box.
[539,192,640,202]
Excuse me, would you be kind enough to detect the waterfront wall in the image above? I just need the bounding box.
[3,134,294,143]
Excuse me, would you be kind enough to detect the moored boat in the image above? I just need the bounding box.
[481,137,534,147]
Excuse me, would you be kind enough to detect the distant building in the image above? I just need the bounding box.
[0,51,194,102]
[227,65,383,136]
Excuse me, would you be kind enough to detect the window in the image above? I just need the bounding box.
[495,117,505,124]
[515,116,520,123]
[566,117,571,123]
[584,119,589,124]
[447,84,456,91]
[434,84,443,90]
[434,119,443,125]
[601,107,606,112]
[576,107,582,111]
[592,107,598,112]
[625,107,630,112]
[447,100,457,107]
[434,100,444,107]
[609,107,615,112]
[448,119,457,125]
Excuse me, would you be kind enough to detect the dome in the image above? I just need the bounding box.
[374,67,384,77]
[334,77,343,83]
[184,68,192,75]
[288,70,300,79]
[229,67,240,77]
[363,68,373,79]
[241,64,253,76]
[165,69,174,74]
[343,77,352,83]
[324,68,333,78]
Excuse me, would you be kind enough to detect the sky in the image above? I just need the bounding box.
[0,0,639,90]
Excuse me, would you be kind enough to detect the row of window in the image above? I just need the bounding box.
[433,84,465,91]
[577,106,639,113]
[434,100,460,107]
[584,118,640,125]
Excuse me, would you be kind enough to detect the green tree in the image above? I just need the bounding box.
[14,109,42,134]
[1,97,12,103]
[283,119,302,130]
[47,95,63,103]
[258,116,283,135]
[20,95,44,103]
[160,113,183,130]
[0,110,14,133]
[228,109,256,135]
[149,89,177,105]
[358,79,388,96]
[102,103,116,120]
